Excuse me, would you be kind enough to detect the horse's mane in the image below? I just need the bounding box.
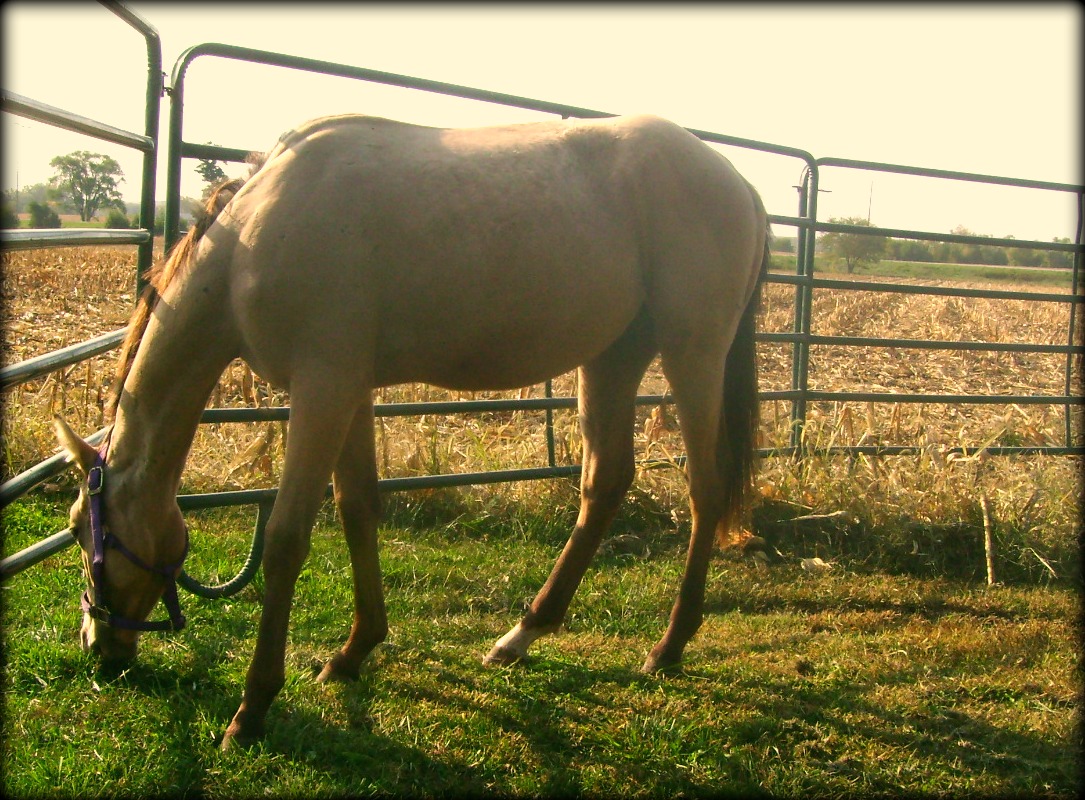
[107,155,265,420]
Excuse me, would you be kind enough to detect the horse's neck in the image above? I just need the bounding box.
[108,276,237,496]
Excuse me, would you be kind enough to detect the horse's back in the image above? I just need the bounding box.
[218,114,764,390]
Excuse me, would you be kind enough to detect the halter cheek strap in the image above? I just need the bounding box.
[79,450,188,632]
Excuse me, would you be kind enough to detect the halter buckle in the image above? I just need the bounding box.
[83,594,112,624]
[87,466,104,496]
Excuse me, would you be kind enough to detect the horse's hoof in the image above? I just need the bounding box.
[482,645,526,667]
[315,658,359,684]
[219,725,261,752]
[641,651,682,675]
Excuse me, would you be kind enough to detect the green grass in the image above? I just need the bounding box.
[770,253,1075,289]
[2,492,1080,798]
[852,259,1074,288]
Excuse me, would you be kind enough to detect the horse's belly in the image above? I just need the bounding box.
[374,292,642,390]
[384,343,594,392]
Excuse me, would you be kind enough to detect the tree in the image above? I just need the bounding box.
[978,242,1008,266]
[772,237,795,254]
[3,182,51,213]
[196,144,228,199]
[949,225,983,264]
[820,217,887,273]
[886,238,935,263]
[105,208,134,229]
[27,201,60,228]
[1,202,19,228]
[49,151,125,222]
[1045,238,1073,270]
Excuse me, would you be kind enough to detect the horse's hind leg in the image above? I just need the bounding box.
[642,343,728,673]
[484,313,655,666]
[316,398,387,683]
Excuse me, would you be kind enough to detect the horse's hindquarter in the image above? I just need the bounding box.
[227,114,759,391]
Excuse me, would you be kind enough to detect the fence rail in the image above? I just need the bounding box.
[2,2,1082,585]
[0,228,151,251]
[0,90,154,152]
[0,328,127,391]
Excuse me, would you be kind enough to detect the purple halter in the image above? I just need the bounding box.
[80,448,188,632]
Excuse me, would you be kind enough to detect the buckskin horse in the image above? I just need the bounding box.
[54,113,768,749]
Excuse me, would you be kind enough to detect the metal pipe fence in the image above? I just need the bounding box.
[3,4,1083,584]
[1,2,163,578]
[784,156,1084,454]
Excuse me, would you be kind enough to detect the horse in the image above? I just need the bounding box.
[54,112,768,750]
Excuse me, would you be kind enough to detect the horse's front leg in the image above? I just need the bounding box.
[316,400,387,682]
[221,380,362,750]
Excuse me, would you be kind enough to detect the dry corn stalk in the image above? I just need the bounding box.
[980,493,997,585]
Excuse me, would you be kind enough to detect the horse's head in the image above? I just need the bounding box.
[54,417,189,663]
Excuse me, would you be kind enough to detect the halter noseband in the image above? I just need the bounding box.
[78,448,188,632]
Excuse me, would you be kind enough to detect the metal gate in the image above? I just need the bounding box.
[2,0,161,574]
[3,1,1083,583]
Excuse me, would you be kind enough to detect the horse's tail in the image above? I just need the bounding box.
[107,157,264,420]
[716,234,767,542]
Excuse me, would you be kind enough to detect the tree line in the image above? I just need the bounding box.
[2,148,227,231]
[3,153,1076,273]
[787,217,1074,272]
[883,225,1073,270]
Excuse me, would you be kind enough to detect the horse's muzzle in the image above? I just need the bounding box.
[82,615,138,663]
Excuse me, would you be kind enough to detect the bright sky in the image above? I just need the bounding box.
[2,2,1081,242]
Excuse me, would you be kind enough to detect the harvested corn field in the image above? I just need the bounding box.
[2,245,1081,582]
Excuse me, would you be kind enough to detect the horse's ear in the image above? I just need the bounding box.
[53,415,99,475]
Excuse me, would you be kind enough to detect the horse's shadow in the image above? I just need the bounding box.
[90,619,1073,797]
[84,583,1073,796]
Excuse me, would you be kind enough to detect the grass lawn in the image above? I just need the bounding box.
[770,252,1075,289]
[2,493,1080,798]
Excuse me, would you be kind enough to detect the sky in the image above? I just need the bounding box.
[2,2,1081,242]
